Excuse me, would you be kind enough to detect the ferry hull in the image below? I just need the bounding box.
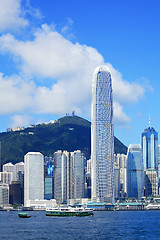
[46,211,93,217]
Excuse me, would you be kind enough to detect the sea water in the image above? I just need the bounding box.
[0,210,160,240]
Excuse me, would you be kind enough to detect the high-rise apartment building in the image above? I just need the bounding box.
[0,172,12,184]
[127,144,144,198]
[91,66,114,203]
[3,162,15,182]
[24,152,44,207]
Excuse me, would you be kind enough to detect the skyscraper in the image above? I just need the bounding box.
[24,152,44,207]
[142,118,158,172]
[142,118,158,196]
[54,150,85,204]
[127,144,144,198]
[71,150,85,199]
[91,66,114,203]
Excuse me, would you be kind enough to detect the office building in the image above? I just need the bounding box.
[114,154,127,197]
[127,144,144,198]
[24,152,44,207]
[9,181,22,205]
[54,150,85,204]
[145,169,158,197]
[44,177,54,200]
[142,119,158,172]
[72,150,85,199]
[91,66,114,203]
[0,183,9,206]
[142,119,158,196]
[114,165,120,199]
[14,162,25,181]
[54,150,63,203]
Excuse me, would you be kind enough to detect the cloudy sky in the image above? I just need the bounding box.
[0,0,160,147]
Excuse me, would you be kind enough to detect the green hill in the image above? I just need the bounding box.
[0,116,127,165]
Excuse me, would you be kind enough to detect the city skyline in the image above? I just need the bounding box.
[0,0,160,148]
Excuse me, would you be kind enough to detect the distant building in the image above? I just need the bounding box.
[158,145,160,193]
[145,169,158,197]
[44,177,54,200]
[0,183,9,206]
[91,66,114,203]
[114,163,120,199]
[54,150,63,204]
[114,154,127,197]
[0,172,12,184]
[127,144,144,198]
[0,142,1,172]
[9,181,22,205]
[3,162,15,182]
[24,152,44,207]
[86,159,91,199]
[14,162,25,181]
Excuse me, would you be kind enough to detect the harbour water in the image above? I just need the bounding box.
[0,210,160,240]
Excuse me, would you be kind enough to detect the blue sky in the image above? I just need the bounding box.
[0,0,160,148]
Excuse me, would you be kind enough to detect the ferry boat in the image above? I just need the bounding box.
[18,212,31,218]
[46,206,94,217]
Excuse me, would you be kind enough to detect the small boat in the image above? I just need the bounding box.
[18,212,31,218]
[46,206,94,217]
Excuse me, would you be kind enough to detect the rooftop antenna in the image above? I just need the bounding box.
[149,114,151,127]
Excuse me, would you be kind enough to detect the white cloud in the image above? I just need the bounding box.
[0,73,35,114]
[0,24,148,128]
[106,63,145,104]
[0,0,28,32]
[10,114,33,128]
[113,101,131,127]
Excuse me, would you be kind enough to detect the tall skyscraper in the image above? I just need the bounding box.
[24,152,44,207]
[127,144,144,198]
[142,118,158,172]
[54,150,63,203]
[91,66,114,203]
[71,150,85,199]
[54,150,85,204]
[142,118,158,196]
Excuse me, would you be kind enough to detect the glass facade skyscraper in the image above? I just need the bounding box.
[127,144,144,198]
[91,66,114,203]
[142,121,158,196]
[142,125,158,172]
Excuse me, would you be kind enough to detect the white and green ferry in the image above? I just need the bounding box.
[46,206,93,217]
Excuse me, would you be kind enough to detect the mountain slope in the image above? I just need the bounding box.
[0,116,127,165]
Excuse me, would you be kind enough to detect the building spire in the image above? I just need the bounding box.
[149,114,151,127]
